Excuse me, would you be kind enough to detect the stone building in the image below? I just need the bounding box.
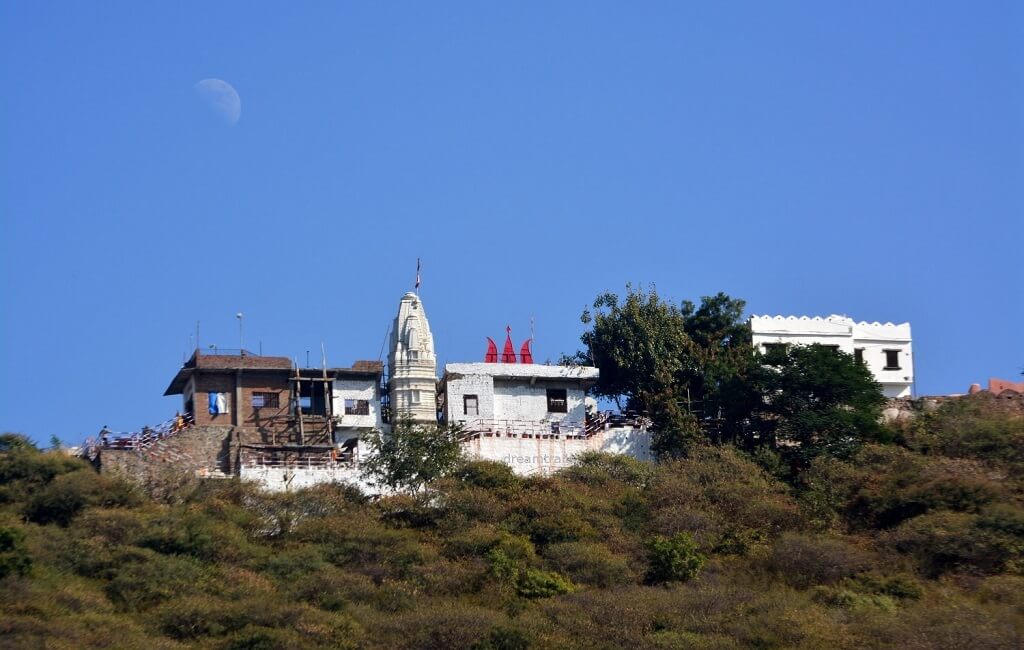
[750,314,914,398]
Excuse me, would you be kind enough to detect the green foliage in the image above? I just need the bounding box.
[2,403,1024,648]
[742,344,886,469]
[573,286,752,456]
[561,451,654,488]
[24,469,139,526]
[361,416,465,492]
[644,532,705,584]
[0,525,32,578]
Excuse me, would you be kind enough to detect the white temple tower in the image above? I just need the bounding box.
[388,292,438,423]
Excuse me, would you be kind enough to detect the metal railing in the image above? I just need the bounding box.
[84,413,195,455]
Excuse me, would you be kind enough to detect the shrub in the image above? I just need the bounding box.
[645,533,705,584]
[885,509,1024,576]
[561,451,654,488]
[23,469,139,526]
[0,525,32,578]
[104,550,209,611]
[516,568,574,598]
[543,541,635,587]
[764,533,872,589]
[454,460,521,491]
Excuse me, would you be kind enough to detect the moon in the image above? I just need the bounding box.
[194,79,241,126]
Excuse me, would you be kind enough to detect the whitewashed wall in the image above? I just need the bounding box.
[332,378,382,430]
[461,426,653,476]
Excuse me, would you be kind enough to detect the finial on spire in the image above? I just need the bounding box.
[414,258,421,295]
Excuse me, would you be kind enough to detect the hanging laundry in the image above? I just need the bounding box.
[209,392,218,414]
[216,393,229,414]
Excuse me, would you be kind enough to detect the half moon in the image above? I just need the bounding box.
[194,78,241,126]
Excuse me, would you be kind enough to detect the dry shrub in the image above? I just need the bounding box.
[763,533,873,589]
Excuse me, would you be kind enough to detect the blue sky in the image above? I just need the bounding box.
[2,2,1021,444]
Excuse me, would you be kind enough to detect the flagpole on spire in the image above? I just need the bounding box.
[415,258,421,296]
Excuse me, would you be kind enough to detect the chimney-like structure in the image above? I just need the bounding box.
[388,292,438,423]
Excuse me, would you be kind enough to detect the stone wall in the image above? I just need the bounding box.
[98,425,236,492]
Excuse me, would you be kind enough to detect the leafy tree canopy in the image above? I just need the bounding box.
[361,416,466,493]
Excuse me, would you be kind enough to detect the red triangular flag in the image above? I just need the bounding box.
[485,337,498,363]
[519,339,534,364]
[501,326,517,363]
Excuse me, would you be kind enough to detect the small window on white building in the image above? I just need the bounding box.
[854,348,864,364]
[344,399,369,415]
[463,395,479,416]
[410,389,421,405]
[546,388,567,413]
[884,350,901,370]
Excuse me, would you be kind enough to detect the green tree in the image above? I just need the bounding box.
[572,286,752,456]
[361,416,465,492]
[740,344,886,470]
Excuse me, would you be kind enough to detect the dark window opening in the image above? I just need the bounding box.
[854,348,864,364]
[252,392,280,409]
[884,350,901,370]
[546,388,568,413]
[297,380,328,416]
[464,394,479,416]
[344,399,369,415]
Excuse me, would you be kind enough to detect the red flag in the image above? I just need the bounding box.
[485,337,498,363]
[501,326,517,363]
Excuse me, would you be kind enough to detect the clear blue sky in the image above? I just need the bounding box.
[2,2,1021,444]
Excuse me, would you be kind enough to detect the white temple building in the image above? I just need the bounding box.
[750,314,914,398]
[387,292,438,423]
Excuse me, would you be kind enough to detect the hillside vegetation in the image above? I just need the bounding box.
[2,393,1023,649]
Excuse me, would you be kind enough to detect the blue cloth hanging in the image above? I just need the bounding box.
[209,392,218,414]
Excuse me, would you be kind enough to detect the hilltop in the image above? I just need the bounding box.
[1,391,1022,649]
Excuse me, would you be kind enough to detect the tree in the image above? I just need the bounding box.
[572,286,752,456]
[360,416,466,492]
[740,344,886,470]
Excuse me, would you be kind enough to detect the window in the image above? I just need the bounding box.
[463,394,479,416]
[344,399,369,415]
[884,350,901,370]
[410,389,421,405]
[546,388,568,413]
[408,350,419,361]
[854,348,864,364]
[297,380,328,416]
[251,392,280,409]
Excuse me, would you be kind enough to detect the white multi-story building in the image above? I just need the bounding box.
[439,355,653,476]
[750,315,914,398]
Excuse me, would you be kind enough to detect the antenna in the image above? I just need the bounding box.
[236,313,244,355]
